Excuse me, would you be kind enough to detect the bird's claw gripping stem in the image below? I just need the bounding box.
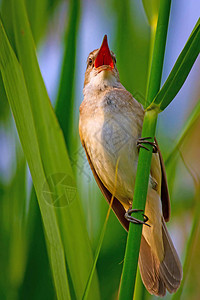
[125,208,150,227]
[137,137,158,153]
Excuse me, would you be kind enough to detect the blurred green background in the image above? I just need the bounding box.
[0,0,199,299]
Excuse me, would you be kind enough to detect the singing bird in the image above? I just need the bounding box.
[79,35,182,296]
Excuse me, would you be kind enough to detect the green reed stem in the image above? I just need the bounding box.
[118,1,171,298]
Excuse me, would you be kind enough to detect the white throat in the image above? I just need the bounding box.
[83,70,121,96]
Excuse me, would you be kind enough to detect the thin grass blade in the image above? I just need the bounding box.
[142,0,159,27]
[142,0,160,107]
[55,0,80,152]
[114,0,150,106]
[83,158,120,300]
[10,0,100,298]
[151,19,200,110]
[25,0,49,44]
[0,19,71,300]
[146,0,171,104]
[166,99,200,166]
[20,189,56,300]
[133,269,147,300]
[172,187,200,300]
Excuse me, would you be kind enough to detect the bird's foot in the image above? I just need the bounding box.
[137,137,157,153]
[125,208,150,227]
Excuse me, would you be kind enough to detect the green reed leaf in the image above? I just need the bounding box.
[0,19,71,300]
[151,19,200,111]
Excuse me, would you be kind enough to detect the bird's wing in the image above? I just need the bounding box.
[155,138,170,222]
[79,135,170,229]
[80,139,129,231]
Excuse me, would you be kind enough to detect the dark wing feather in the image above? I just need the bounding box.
[155,138,170,222]
[81,141,129,231]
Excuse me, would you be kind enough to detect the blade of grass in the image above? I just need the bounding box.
[55,0,80,153]
[10,0,100,298]
[166,99,200,167]
[118,1,171,298]
[0,0,17,51]
[149,19,200,111]
[20,189,56,300]
[83,208,111,300]
[0,73,9,120]
[83,158,120,299]
[25,0,49,44]
[142,0,160,108]
[0,19,71,300]
[164,99,200,202]
[1,140,28,300]
[8,147,27,294]
[133,269,146,300]
[146,1,171,104]
[114,0,149,106]
[142,0,159,28]
[172,186,200,300]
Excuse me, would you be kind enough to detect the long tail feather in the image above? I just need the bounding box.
[139,218,182,296]
[159,217,182,293]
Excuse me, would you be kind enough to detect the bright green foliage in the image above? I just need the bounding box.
[114,0,150,106]
[166,98,200,166]
[55,0,80,153]
[119,0,171,297]
[142,0,160,27]
[0,0,199,299]
[119,110,158,300]
[172,188,200,300]
[152,19,200,110]
[119,0,199,298]
[145,0,171,105]
[25,0,60,44]
[0,0,100,298]
[0,19,71,300]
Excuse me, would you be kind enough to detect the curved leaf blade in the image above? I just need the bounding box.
[142,0,159,27]
[55,0,80,153]
[0,19,71,300]
[152,19,200,111]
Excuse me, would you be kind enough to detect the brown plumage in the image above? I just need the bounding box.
[79,35,182,296]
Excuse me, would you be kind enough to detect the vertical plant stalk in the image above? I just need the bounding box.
[55,0,80,152]
[118,110,158,300]
[118,1,171,299]
[145,12,158,108]
[133,269,146,300]
[146,1,171,102]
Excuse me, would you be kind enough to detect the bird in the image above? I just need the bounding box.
[79,35,182,296]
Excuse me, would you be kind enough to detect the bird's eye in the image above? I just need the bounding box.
[88,57,93,65]
[113,56,117,64]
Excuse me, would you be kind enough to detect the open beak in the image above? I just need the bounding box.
[94,35,114,69]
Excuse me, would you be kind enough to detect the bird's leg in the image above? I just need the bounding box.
[137,137,158,153]
[125,208,150,227]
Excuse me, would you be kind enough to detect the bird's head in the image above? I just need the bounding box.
[84,35,120,90]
